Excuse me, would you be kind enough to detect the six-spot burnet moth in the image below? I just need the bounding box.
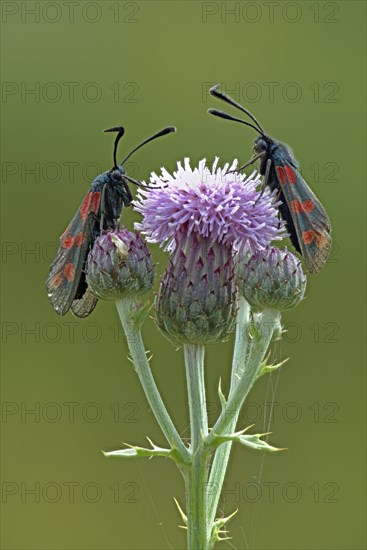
[208,84,332,274]
[46,125,176,317]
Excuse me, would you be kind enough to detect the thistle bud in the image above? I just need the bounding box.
[86,229,154,300]
[237,246,306,311]
[155,234,237,345]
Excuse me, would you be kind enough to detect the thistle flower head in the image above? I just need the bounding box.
[86,228,154,300]
[155,233,237,345]
[237,246,307,311]
[134,158,284,252]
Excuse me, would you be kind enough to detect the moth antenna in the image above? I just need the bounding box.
[210,84,265,133]
[120,126,176,165]
[103,126,125,170]
[208,108,265,136]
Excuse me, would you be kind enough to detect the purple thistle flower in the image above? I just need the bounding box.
[133,158,285,252]
[155,233,237,345]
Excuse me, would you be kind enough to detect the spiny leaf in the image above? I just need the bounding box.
[257,353,289,378]
[217,534,233,541]
[210,508,237,545]
[215,508,238,528]
[130,300,154,329]
[218,377,226,409]
[210,429,286,452]
[237,433,286,452]
[173,497,187,526]
[102,440,174,460]
[102,448,138,459]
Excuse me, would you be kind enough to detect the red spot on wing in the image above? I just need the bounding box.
[315,232,329,248]
[80,193,92,221]
[284,165,297,184]
[63,263,75,282]
[75,232,85,246]
[302,200,315,213]
[80,191,100,221]
[302,230,316,245]
[63,235,74,249]
[303,229,329,249]
[275,165,287,185]
[291,200,315,214]
[290,200,303,213]
[49,273,63,288]
[90,192,101,214]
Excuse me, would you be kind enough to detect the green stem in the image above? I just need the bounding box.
[184,344,210,550]
[207,308,280,444]
[116,297,190,464]
[205,308,280,547]
[207,297,250,532]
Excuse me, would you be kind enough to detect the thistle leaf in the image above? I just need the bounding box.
[173,497,187,526]
[257,353,289,378]
[215,507,238,528]
[210,508,238,545]
[130,300,154,329]
[236,433,286,452]
[218,378,227,409]
[210,429,285,452]
[102,440,175,460]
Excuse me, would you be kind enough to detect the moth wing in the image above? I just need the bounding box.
[275,164,332,274]
[46,191,101,315]
[71,287,98,318]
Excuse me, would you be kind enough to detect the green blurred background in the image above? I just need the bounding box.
[1,1,366,549]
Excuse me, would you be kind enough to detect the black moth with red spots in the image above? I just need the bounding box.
[208,84,331,275]
[46,125,176,317]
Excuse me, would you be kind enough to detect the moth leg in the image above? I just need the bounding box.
[123,174,164,190]
[254,158,272,203]
[121,178,134,205]
[99,183,109,232]
[264,157,272,186]
[226,151,265,175]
